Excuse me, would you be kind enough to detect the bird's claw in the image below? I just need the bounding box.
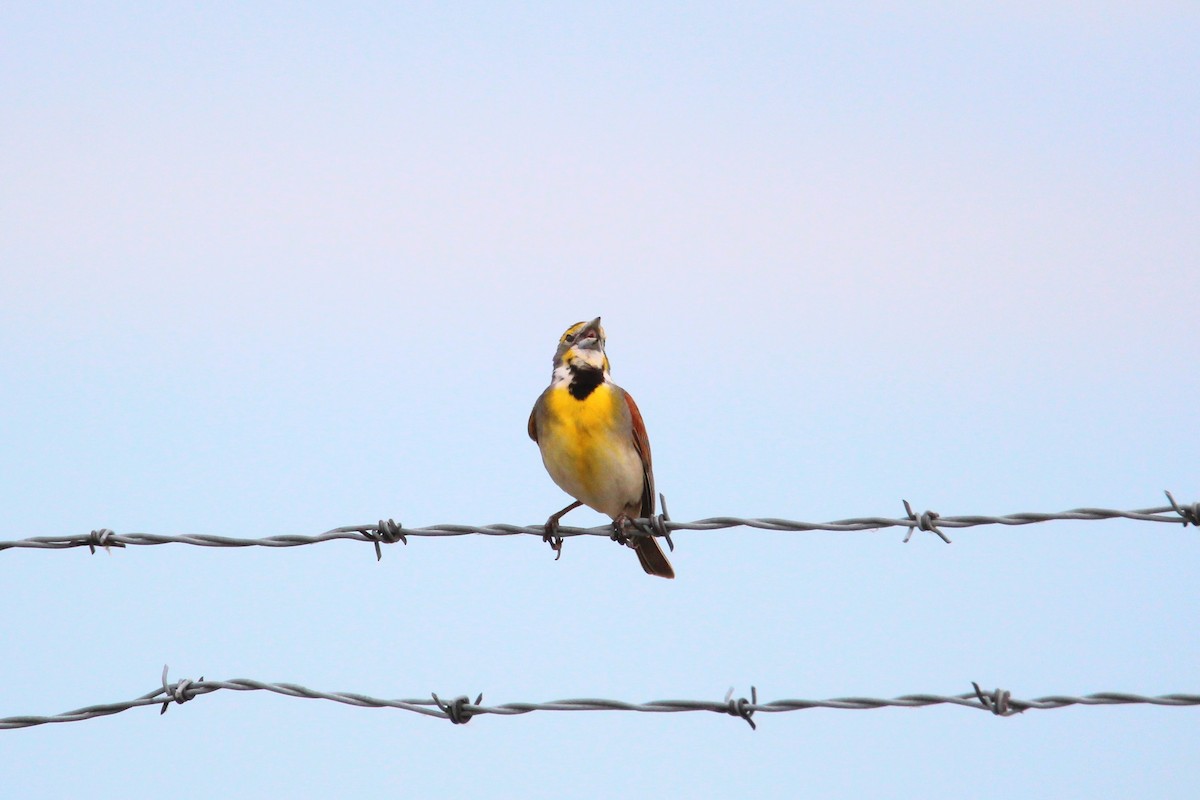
[542,519,564,561]
[610,514,634,547]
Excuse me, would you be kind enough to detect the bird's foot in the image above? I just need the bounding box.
[610,514,635,548]
[542,518,564,561]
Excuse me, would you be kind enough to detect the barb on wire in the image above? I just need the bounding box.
[972,682,1019,717]
[433,692,485,725]
[725,686,758,729]
[160,665,202,714]
[365,519,407,561]
[0,490,1194,557]
[3,669,1199,731]
[902,500,950,544]
[1165,491,1200,527]
[87,528,121,554]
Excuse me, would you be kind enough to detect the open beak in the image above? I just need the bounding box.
[574,317,603,350]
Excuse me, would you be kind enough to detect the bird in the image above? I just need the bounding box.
[528,317,675,579]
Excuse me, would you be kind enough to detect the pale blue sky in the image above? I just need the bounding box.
[2,4,1198,798]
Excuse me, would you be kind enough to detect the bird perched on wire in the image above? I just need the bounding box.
[528,317,674,579]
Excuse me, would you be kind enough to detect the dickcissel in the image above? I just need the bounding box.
[528,318,674,579]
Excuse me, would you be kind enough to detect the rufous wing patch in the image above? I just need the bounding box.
[622,391,655,516]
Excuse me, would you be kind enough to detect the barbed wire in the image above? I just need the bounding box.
[0,491,1194,560]
[2,667,1197,731]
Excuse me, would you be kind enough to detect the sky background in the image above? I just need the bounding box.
[2,3,1198,797]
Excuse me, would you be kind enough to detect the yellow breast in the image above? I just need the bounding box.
[538,383,640,514]
[543,383,620,465]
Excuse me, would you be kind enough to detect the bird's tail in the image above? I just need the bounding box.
[634,536,675,579]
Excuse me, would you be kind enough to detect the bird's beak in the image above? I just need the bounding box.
[575,317,603,350]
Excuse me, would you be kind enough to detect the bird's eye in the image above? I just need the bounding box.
[564,334,576,343]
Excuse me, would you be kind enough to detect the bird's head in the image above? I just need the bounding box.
[552,317,609,375]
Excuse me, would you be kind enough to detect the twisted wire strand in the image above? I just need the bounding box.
[0,492,1195,556]
[3,669,1198,730]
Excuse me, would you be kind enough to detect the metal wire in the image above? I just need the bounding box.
[0,491,1194,558]
[2,667,1198,730]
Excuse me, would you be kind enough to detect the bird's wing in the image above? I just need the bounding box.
[622,390,655,517]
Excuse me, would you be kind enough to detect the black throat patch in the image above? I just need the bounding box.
[567,365,604,400]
